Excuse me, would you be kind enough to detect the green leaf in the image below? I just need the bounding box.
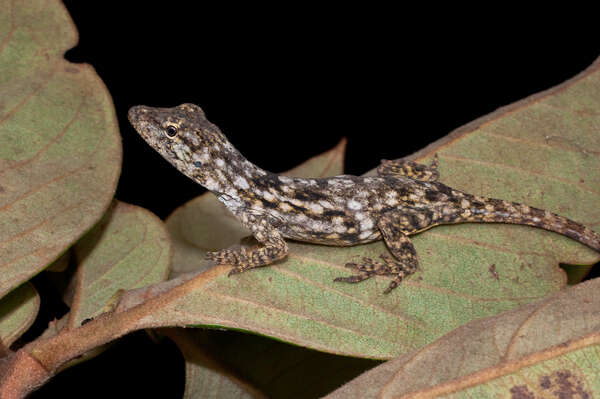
[175,330,381,399]
[561,263,593,285]
[150,61,598,360]
[0,0,122,299]
[0,282,39,349]
[325,277,600,398]
[165,329,266,399]
[66,201,171,327]
[45,251,71,273]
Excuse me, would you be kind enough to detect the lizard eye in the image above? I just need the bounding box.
[165,125,178,138]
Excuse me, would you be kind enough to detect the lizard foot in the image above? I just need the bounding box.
[227,267,246,277]
[334,254,416,294]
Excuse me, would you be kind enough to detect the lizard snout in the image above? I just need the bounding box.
[127,105,151,124]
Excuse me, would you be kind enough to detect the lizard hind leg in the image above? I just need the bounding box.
[334,212,422,294]
[377,153,439,182]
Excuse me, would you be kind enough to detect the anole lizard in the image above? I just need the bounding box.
[128,104,600,293]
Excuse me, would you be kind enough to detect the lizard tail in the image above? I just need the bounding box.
[455,196,600,252]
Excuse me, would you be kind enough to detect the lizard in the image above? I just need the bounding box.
[128,103,600,293]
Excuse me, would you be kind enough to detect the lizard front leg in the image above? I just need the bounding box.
[335,209,428,293]
[206,214,288,276]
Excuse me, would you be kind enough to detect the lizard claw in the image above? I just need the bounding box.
[383,280,398,294]
[344,257,380,272]
[378,254,394,264]
[228,267,243,277]
[344,262,359,270]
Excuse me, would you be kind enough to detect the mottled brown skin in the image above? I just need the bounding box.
[128,103,600,293]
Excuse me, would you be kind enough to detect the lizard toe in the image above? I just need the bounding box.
[228,267,243,277]
[334,271,374,284]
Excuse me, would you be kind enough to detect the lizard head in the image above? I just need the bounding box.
[128,103,231,185]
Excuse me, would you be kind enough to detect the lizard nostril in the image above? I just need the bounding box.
[193,161,202,167]
[127,105,149,123]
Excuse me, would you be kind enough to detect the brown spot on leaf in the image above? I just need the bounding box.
[575,107,598,117]
[540,375,551,389]
[510,385,535,399]
[536,369,590,399]
[489,264,499,280]
[507,370,590,399]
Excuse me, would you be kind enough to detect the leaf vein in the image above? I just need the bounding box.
[440,153,600,195]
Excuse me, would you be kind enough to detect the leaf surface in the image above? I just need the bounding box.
[66,201,171,327]
[0,282,38,349]
[0,0,122,298]
[165,329,266,399]
[174,329,381,399]
[325,277,600,398]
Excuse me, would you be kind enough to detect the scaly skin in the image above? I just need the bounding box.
[128,103,600,293]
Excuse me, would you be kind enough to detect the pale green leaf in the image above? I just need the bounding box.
[325,277,600,398]
[166,329,266,399]
[67,201,171,327]
[0,282,39,348]
[0,0,122,299]
[181,330,381,399]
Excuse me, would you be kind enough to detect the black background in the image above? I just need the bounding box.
[29,2,599,397]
